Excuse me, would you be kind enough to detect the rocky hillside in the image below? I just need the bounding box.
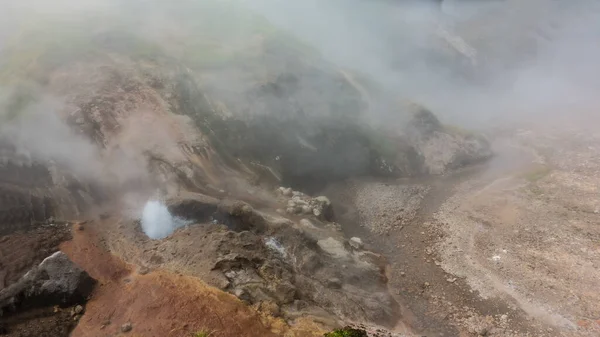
[0,1,492,336]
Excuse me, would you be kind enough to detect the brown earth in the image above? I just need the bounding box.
[322,125,600,337]
[60,223,285,337]
[432,127,600,337]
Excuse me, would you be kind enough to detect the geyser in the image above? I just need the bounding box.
[141,200,187,239]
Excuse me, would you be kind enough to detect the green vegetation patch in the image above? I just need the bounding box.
[192,330,213,337]
[324,326,368,337]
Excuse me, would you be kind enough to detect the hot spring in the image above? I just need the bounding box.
[141,200,187,239]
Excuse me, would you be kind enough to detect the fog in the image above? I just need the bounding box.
[242,0,600,126]
[0,0,599,196]
[2,0,599,123]
[141,200,188,239]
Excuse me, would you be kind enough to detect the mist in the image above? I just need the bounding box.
[242,0,600,127]
[3,0,600,126]
[1,0,599,197]
[141,200,188,239]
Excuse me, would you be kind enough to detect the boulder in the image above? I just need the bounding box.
[310,196,334,221]
[0,251,96,315]
[404,105,492,175]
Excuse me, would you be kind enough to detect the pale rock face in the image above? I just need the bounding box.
[349,237,364,250]
[317,237,351,260]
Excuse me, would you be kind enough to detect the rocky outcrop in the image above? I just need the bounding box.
[128,192,398,328]
[277,187,334,220]
[404,106,492,175]
[0,251,96,316]
[0,7,494,335]
[210,213,397,326]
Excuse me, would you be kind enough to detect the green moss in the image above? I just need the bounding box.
[324,326,368,337]
[192,330,213,337]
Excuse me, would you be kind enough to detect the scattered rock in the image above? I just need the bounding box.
[299,218,317,229]
[349,237,364,250]
[73,305,84,315]
[138,266,150,275]
[282,188,293,197]
[326,277,342,289]
[257,301,280,316]
[301,205,312,214]
[404,105,492,175]
[317,237,350,259]
[121,322,133,333]
[234,288,252,303]
[311,196,334,220]
[447,277,457,283]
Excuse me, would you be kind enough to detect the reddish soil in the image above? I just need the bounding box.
[61,223,279,337]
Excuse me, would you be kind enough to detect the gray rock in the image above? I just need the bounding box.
[273,281,296,304]
[292,197,307,206]
[310,196,334,220]
[301,205,312,214]
[282,188,293,197]
[0,251,96,315]
[478,326,491,336]
[73,304,84,315]
[312,208,322,217]
[314,196,331,205]
[233,288,252,303]
[349,237,364,250]
[121,322,133,333]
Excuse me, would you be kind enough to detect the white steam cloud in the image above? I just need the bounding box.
[141,200,188,239]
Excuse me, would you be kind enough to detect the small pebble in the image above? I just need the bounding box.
[121,322,133,333]
[73,305,84,315]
